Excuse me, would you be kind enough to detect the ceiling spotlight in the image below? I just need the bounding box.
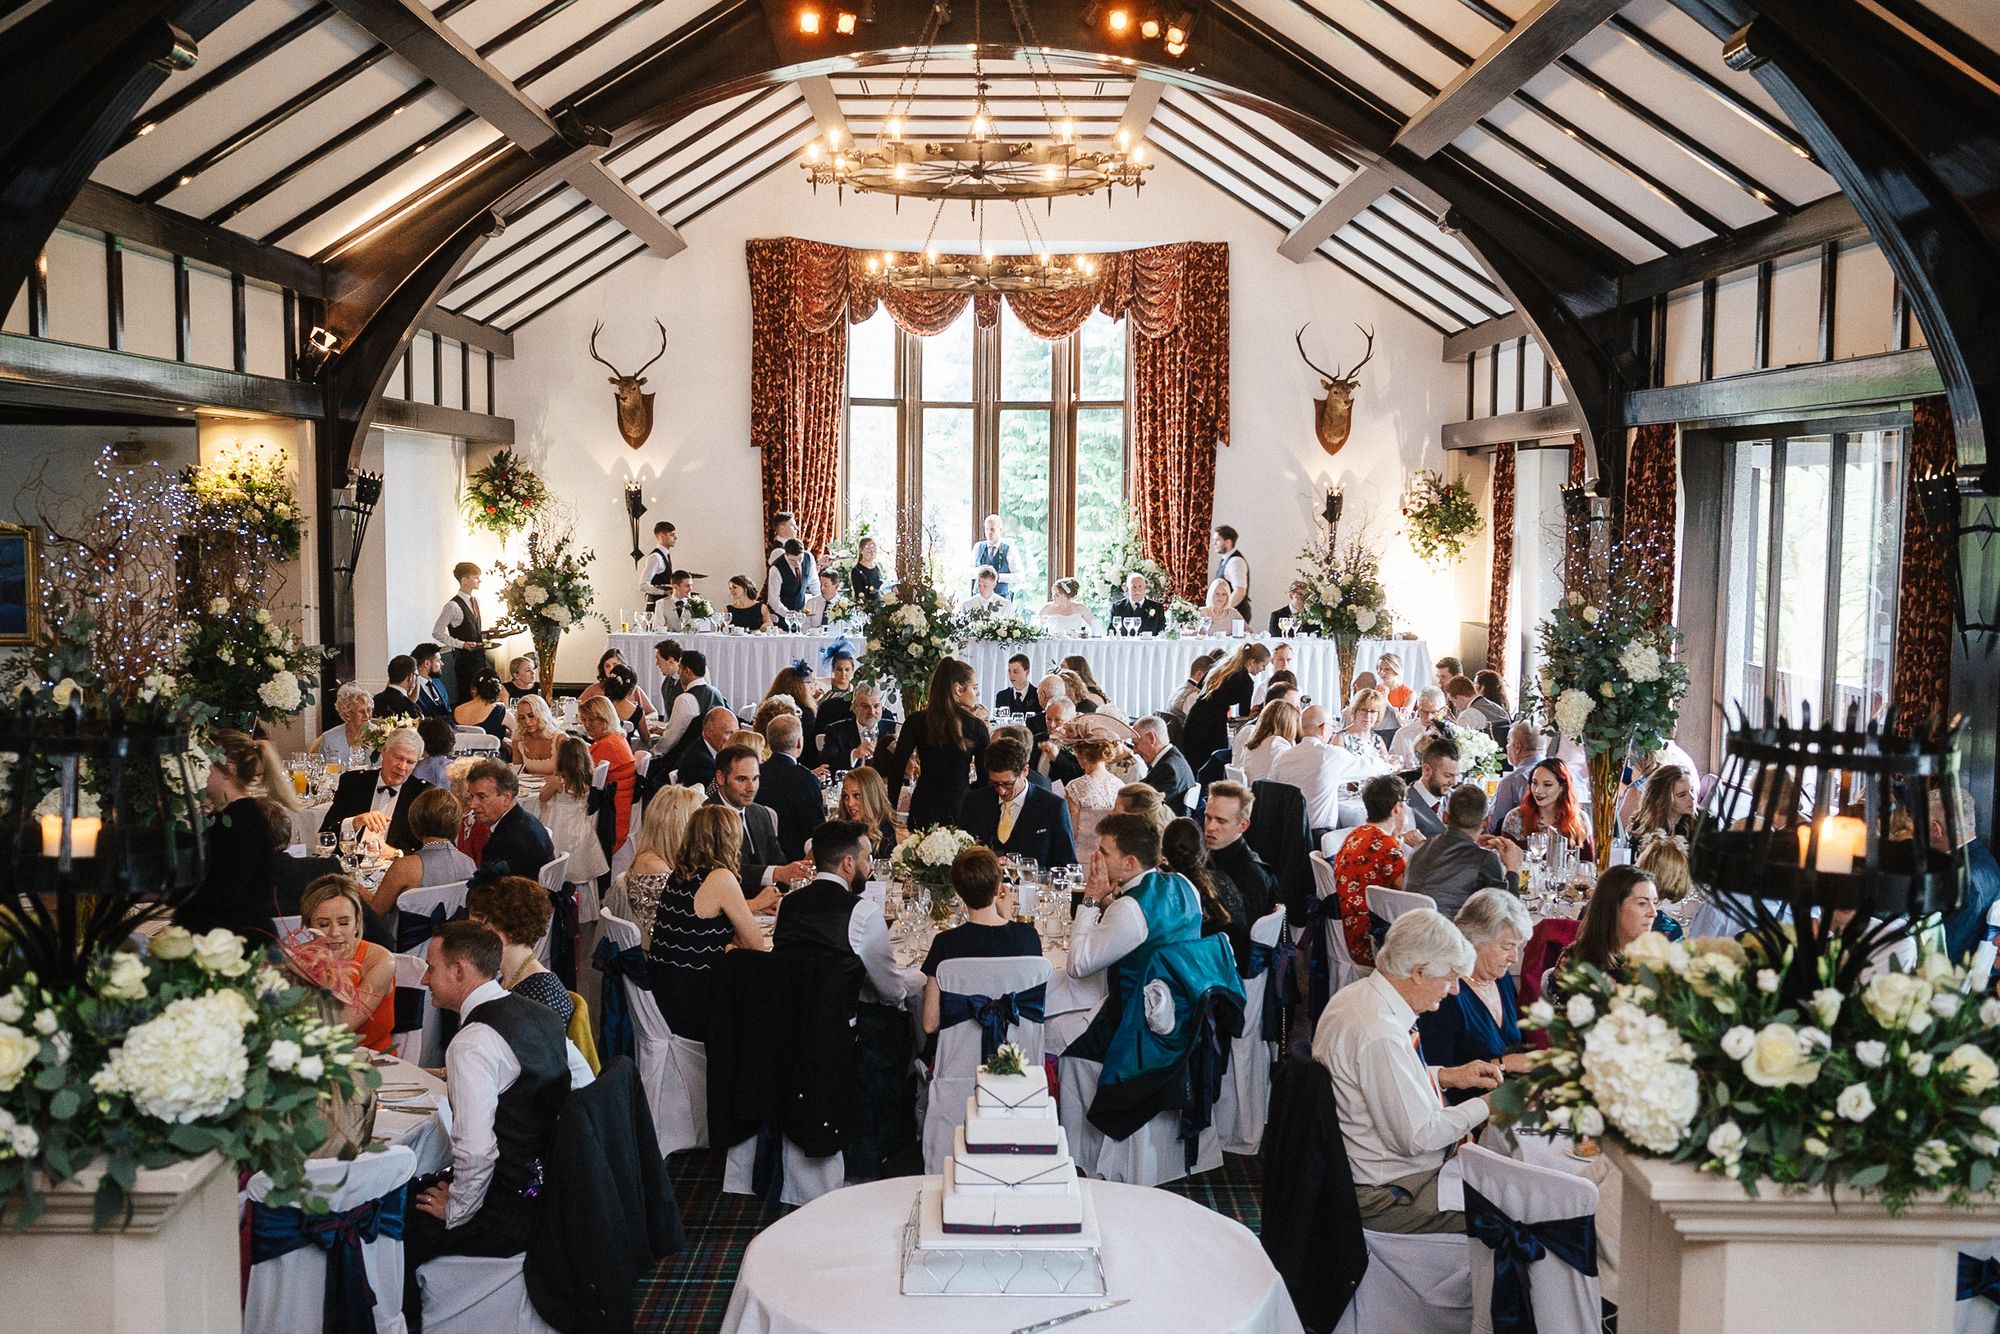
[1140,17,1159,37]
[1166,11,1192,45]
[135,122,157,138]
[798,7,821,32]
[306,326,342,356]
[1107,7,1130,32]
[1163,38,1185,54]
[835,9,857,31]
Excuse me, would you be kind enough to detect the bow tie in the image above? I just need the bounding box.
[378,785,398,796]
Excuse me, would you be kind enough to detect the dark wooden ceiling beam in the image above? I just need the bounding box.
[1618,191,1862,304]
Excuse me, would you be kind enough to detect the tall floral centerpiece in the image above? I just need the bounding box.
[1527,589,1688,860]
[892,826,977,922]
[185,443,304,576]
[494,526,605,700]
[463,448,549,540]
[857,578,959,712]
[1294,534,1392,702]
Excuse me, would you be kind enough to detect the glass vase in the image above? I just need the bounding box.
[1587,747,1622,870]
[532,624,561,702]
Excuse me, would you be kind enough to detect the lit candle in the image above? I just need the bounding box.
[1797,815,1866,875]
[41,814,101,858]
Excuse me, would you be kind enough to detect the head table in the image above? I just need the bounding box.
[608,630,1429,720]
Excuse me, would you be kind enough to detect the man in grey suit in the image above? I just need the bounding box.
[1405,735,1462,841]
[707,743,813,910]
[1405,786,1524,915]
[1484,722,1545,835]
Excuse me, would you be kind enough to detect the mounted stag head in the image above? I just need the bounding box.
[589,319,669,450]
[1296,322,1375,456]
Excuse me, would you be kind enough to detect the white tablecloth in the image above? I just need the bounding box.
[717,1176,1304,1334]
[372,1055,452,1173]
[291,802,332,849]
[610,631,1433,719]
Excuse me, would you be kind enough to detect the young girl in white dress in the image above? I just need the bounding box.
[538,737,611,903]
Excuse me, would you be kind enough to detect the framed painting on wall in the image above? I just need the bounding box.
[0,524,39,646]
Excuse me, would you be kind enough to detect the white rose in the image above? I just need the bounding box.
[11,1126,38,1159]
[1943,1044,2000,1095]
[1624,932,1679,975]
[266,1039,301,1072]
[209,597,230,615]
[1720,1026,1756,1061]
[191,928,251,977]
[1565,995,1596,1027]
[1908,1050,1934,1076]
[32,1009,57,1036]
[1739,1022,1822,1088]
[0,1025,41,1091]
[1921,951,1961,985]
[1574,1106,1606,1138]
[1527,999,1556,1026]
[254,608,270,625]
[0,989,20,1024]
[149,926,196,960]
[1706,1121,1745,1162]
[1581,606,1600,624]
[1803,1136,1830,1157]
[1836,1083,1876,1122]
[1983,1105,2000,1136]
[1854,1040,1888,1068]
[1981,999,2000,1029]
[1565,591,1583,607]
[1811,988,1843,1028]
[1910,1009,1934,1034]
[1546,1105,1572,1128]
[1757,969,1781,994]
[1862,973,1933,1028]
[1974,1135,2000,1157]
[1353,608,1378,632]
[51,677,82,707]
[296,1054,324,1082]
[1932,992,1964,1019]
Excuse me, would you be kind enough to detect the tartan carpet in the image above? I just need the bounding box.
[632,1149,1267,1334]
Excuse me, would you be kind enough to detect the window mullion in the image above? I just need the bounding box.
[975,317,1000,554]
[1051,330,1077,592]
[1762,435,1787,713]
[1821,432,1848,725]
[899,324,924,577]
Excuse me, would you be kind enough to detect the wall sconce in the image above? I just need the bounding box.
[624,481,648,564]
[1322,484,1343,537]
[331,471,384,602]
[1918,465,2000,645]
[298,325,343,378]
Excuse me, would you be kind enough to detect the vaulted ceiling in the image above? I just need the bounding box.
[52,0,2000,335]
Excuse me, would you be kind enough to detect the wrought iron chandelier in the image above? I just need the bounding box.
[800,0,1151,204]
[866,198,1101,291]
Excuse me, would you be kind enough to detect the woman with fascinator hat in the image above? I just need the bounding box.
[763,659,822,766]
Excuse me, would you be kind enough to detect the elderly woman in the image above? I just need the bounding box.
[313,682,374,763]
[1336,687,1392,767]
[1416,889,1533,1103]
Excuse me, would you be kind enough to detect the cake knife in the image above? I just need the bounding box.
[1010,1298,1129,1334]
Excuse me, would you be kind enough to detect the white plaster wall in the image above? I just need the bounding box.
[494,153,1470,682]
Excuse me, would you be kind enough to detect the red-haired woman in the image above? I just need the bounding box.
[1499,758,1596,863]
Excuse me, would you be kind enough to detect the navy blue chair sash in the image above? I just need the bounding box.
[249,1183,408,1334]
[1246,933,1287,1043]
[1959,1251,2000,1331]
[936,982,1047,1062]
[1464,1184,1599,1334]
[392,902,465,1034]
[592,936,652,1061]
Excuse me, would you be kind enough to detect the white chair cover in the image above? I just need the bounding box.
[1331,1230,1473,1334]
[1968,899,2000,993]
[1309,853,1373,997]
[632,751,652,780]
[396,880,470,936]
[245,1146,418,1334]
[600,910,710,1155]
[1957,1236,2000,1334]
[723,1136,846,1207]
[1058,1054,1220,1186]
[921,954,1053,1174]
[1459,1144,1602,1334]
[532,853,570,969]
[590,760,611,789]
[390,952,434,1065]
[1224,764,1249,786]
[418,1255,557,1334]
[451,732,501,756]
[1367,885,1436,923]
[1321,826,1356,858]
[1214,906,1286,1155]
[272,914,301,937]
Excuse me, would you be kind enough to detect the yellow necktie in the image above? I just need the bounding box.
[998,797,1017,844]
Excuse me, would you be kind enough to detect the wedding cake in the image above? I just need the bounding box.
[933,1047,1087,1239]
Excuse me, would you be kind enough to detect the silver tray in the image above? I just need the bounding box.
[899,1185,1107,1297]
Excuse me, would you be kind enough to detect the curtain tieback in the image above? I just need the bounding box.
[1463,1184,1598,1334]
[936,982,1048,1061]
[248,1184,408,1334]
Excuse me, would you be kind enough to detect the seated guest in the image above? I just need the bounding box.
[1500,757,1595,862]
[993,652,1045,734]
[411,717,456,789]
[646,804,769,1041]
[1267,581,1310,636]
[411,643,452,718]
[1193,578,1245,636]
[313,682,374,764]
[812,643,858,739]
[1626,763,1696,843]
[957,565,1012,618]
[403,923,573,1324]
[320,726,433,855]
[653,650,729,767]
[1202,781,1277,929]
[991,724,1050,792]
[1417,890,1534,1104]
[1484,722,1545,834]
[1331,775,1410,968]
[1313,910,1498,1234]
[1164,816,1248,973]
[601,664,651,747]
[1164,652,1220,723]
[1446,674,1503,727]
[838,765,900,855]
[465,759,556,877]
[578,698,636,852]
[1108,571,1167,635]
[1268,705,1366,834]
[1335,688,1393,768]
[453,669,510,754]
[298,875,396,1052]
[503,655,539,701]
[820,683,895,772]
[920,847,1042,1034]
[1238,699,1299,784]
[578,649,655,714]
[1634,832,1692,940]
[849,535,886,604]
[368,788,478,919]
[1389,687,1449,766]
[467,874,574,1028]
[766,538,817,626]
[1936,786,2000,962]
[512,694,562,777]
[448,759,489,864]
[1113,783,1174,836]
[759,714,826,861]
[1131,716,1195,814]
[963,736,1077,868]
[656,570,703,630]
[373,654,422,724]
[1434,656,1463,692]
[763,662,820,760]
[1403,784,1522,916]
[1377,652,1414,711]
[623,784,706,937]
[753,696,801,748]
[1035,698,1085,785]
[1248,673,1299,720]
[654,639,686,727]
[1037,578,1098,636]
[802,569,845,628]
[1551,866,1659,992]
[537,737,611,890]
[1473,669,1513,724]
[726,574,773,632]
[1060,656,1111,712]
[1064,737,1124,862]
[1405,735,1462,840]
[711,743,813,900]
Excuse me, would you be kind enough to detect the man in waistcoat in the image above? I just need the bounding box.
[638,520,678,612]
[766,538,816,627]
[971,513,1018,599]
[1212,525,1252,625]
[652,650,730,774]
[404,921,572,1330]
[432,562,488,704]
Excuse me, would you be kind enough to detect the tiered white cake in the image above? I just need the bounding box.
[937,1067,1085,1238]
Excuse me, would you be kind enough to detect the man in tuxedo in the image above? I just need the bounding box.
[638,519,678,612]
[962,737,1077,867]
[320,727,434,854]
[819,684,896,772]
[759,715,826,861]
[1131,716,1195,814]
[1108,572,1166,636]
[766,538,816,626]
[709,743,811,902]
[1203,780,1278,972]
[1405,735,1462,841]
[993,653,1045,738]
[674,707,739,791]
[1267,582,1310,636]
[465,759,556,878]
[410,644,452,718]
[372,655,421,723]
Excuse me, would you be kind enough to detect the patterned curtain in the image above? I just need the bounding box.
[1891,396,1958,726]
[1562,433,1589,592]
[1486,442,1515,673]
[1622,423,1679,628]
[746,239,1230,589]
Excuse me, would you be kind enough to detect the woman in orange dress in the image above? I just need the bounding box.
[579,696,637,850]
[297,876,396,1051]
[1330,774,1411,968]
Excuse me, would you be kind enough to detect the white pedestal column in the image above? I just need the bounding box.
[1607,1142,2000,1334]
[1,1152,241,1334]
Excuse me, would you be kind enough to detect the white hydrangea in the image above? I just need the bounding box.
[257,670,302,713]
[91,992,250,1124]
[1352,608,1378,632]
[1579,1002,1699,1154]
[1552,688,1596,736]
[545,604,571,626]
[893,604,928,632]
[1617,640,1663,684]
[917,828,968,865]
[524,584,549,606]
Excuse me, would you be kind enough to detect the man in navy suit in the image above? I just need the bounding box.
[464,759,556,878]
[962,736,1077,868]
[758,714,827,861]
[1131,715,1195,814]
[992,653,1045,739]
[410,643,453,719]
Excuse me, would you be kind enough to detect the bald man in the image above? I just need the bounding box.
[1268,703,1366,834]
[676,706,739,790]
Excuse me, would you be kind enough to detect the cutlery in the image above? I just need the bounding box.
[1011,1299,1128,1334]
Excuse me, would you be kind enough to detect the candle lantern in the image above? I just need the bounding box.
[1689,699,1968,999]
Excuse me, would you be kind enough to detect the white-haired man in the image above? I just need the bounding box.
[1313,908,1499,1234]
[319,725,433,854]
[1389,686,1450,766]
[1132,715,1195,814]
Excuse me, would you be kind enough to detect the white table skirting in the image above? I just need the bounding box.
[717,1176,1304,1334]
[610,631,1429,720]
[374,1055,452,1174]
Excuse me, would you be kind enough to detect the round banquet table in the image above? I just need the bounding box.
[718,1176,1303,1334]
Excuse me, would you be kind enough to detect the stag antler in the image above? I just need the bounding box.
[1295,323,1336,382]
[588,322,619,374]
[588,319,671,379]
[633,318,669,379]
[1333,324,1375,382]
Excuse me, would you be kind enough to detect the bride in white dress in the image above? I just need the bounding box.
[1037,577,1099,636]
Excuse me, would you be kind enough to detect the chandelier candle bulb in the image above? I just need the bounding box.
[1107,7,1129,30]
[799,7,820,32]
[835,9,856,32]
[40,814,100,858]
[1140,17,1159,37]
